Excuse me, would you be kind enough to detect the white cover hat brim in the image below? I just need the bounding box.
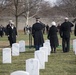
[65,17,68,20]
[9,20,13,23]
[11,22,14,25]
[51,21,56,26]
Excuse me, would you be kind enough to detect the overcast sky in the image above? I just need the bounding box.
[45,0,56,3]
[45,0,57,6]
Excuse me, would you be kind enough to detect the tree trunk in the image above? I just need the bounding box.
[16,16,18,27]
[15,15,18,32]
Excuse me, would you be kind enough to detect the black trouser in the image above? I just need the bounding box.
[51,46,56,53]
[62,37,70,52]
[8,37,15,46]
[50,42,56,53]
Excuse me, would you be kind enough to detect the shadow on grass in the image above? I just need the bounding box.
[0,45,11,48]
[26,45,34,48]
[25,50,35,53]
[0,45,34,48]
[0,62,2,65]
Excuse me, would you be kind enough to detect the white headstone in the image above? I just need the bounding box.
[19,40,25,52]
[12,43,19,56]
[10,71,29,75]
[34,50,45,69]
[45,39,50,43]
[26,58,39,75]
[43,41,51,55]
[40,47,48,62]
[73,39,76,52]
[75,50,76,55]
[2,48,11,63]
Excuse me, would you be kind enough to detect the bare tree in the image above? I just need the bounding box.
[0,0,25,29]
[0,0,12,16]
[38,1,52,17]
[7,0,26,29]
[56,0,76,17]
[21,0,44,26]
[0,0,45,29]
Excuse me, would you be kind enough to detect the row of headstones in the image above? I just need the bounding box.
[73,39,76,54]
[2,40,25,63]
[11,40,51,75]
[2,39,51,75]
[10,39,76,75]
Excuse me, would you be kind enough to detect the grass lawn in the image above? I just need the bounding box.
[0,31,76,75]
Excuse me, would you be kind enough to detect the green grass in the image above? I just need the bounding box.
[0,31,76,75]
